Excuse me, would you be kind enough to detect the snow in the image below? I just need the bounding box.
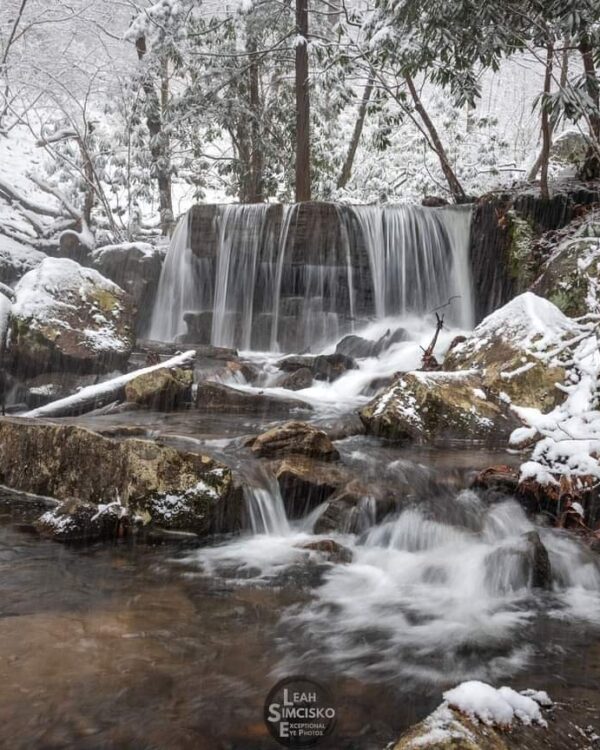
[0,236,46,282]
[453,292,580,363]
[509,325,600,487]
[90,242,163,263]
[23,350,196,418]
[407,704,476,747]
[443,680,549,728]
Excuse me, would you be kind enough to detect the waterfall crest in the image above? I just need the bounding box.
[148,202,473,350]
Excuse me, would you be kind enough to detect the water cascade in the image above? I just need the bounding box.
[148,203,473,351]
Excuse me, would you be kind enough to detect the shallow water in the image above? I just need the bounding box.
[2,447,600,750]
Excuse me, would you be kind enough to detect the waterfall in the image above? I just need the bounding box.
[149,202,474,349]
[245,479,290,536]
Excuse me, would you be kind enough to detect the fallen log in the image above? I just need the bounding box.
[23,350,196,419]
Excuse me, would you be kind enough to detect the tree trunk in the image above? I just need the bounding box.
[539,43,554,200]
[579,37,600,180]
[529,41,569,182]
[337,71,374,190]
[0,0,29,129]
[295,0,311,202]
[404,73,466,203]
[135,36,173,236]
[248,40,264,202]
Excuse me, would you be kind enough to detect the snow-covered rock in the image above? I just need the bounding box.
[391,682,551,749]
[360,370,518,445]
[444,293,578,411]
[8,257,136,375]
[0,236,46,286]
[90,242,164,331]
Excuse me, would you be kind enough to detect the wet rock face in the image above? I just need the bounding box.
[313,352,357,382]
[360,371,517,445]
[248,421,339,461]
[196,381,312,415]
[524,531,552,589]
[90,242,164,334]
[0,418,241,536]
[273,456,348,519]
[125,367,193,410]
[277,366,313,391]
[8,257,136,377]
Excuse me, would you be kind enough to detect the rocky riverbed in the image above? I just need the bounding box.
[0,198,599,748]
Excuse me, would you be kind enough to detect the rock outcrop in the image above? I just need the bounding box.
[0,418,241,537]
[8,257,136,376]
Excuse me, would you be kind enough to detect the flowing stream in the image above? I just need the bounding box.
[3,202,600,748]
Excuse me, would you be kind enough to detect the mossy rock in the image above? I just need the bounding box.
[125,367,193,410]
[8,257,136,375]
[0,418,241,537]
[360,372,517,445]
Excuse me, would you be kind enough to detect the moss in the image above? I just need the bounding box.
[506,211,536,290]
[88,287,122,315]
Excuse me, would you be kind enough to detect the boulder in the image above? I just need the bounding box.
[36,499,126,543]
[0,237,46,286]
[444,293,575,411]
[335,334,379,359]
[298,539,353,564]
[0,418,241,536]
[196,382,311,415]
[549,128,590,173]
[273,456,348,519]
[313,352,357,382]
[124,367,193,410]
[248,421,339,460]
[532,226,600,317]
[90,242,164,332]
[125,367,194,411]
[360,371,517,444]
[391,704,508,750]
[8,257,136,376]
[277,366,313,391]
